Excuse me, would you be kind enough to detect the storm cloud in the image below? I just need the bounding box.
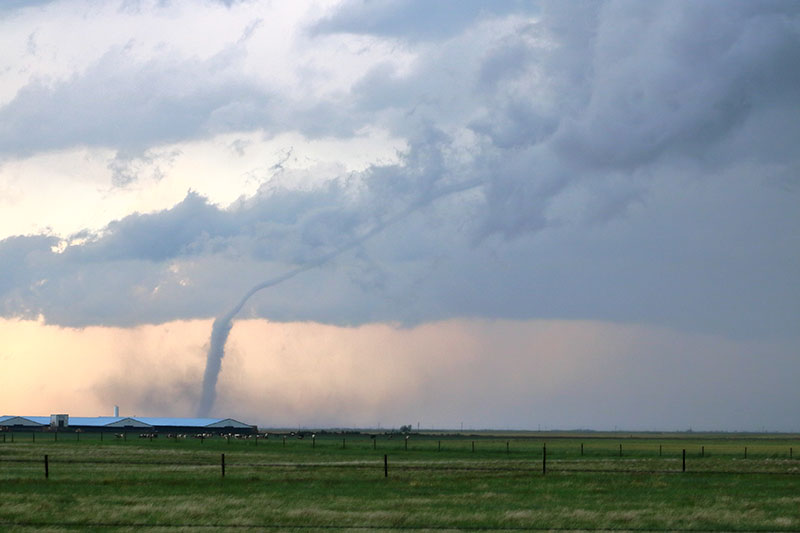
[0,2,800,335]
[1,1,799,336]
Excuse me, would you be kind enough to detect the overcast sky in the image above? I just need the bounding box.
[1,0,798,431]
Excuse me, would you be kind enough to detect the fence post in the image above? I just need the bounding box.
[472,441,475,453]
[342,438,346,450]
[44,455,49,479]
[283,435,286,448]
[373,438,376,450]
[438,440,441,452]
[682,449,686,472]
[312,435,315,449]
[744,447,747,459]
[791,447,793,459]
[32,432,35,443]
[580,443,584,456]
[405,436,408,451]
[542,444,547,475]
[384,454,388,478]
[507,441,509,454]
[619,443,622,457]
[221,453,225,478]
[701,446,704,458]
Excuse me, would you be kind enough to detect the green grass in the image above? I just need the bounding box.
[1,431,799,531]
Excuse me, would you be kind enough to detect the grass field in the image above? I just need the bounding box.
[1,430,799,532]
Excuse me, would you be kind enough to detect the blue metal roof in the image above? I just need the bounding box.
[68,417,152,427]
[1,415,254,429]
[68,417,123,426]
[135,417,250,428]
[0,416,47,426]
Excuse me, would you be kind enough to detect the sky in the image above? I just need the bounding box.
[1,0,798,431]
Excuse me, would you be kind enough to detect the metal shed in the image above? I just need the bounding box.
[68,417,153,430]
[136,417,256,435]
[0,416,47,428]
[1,414,256,434]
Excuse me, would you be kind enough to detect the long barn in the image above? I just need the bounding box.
[0,414,256,435]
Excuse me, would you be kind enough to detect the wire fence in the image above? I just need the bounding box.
[2,452,799,480]
[2,431,798,485]
[2,439,799,532]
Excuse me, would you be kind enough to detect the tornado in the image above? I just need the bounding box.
[196,265,317,417]
[196,178,483,417]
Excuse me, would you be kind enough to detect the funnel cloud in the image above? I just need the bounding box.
[198,176,483,416]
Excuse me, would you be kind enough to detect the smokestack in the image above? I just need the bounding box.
[114,405,119,417]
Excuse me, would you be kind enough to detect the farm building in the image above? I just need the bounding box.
[0,416,49,429]
[134,417,256,435]
[0,414,256,435]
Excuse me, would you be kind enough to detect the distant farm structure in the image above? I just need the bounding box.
[0,414,257,436]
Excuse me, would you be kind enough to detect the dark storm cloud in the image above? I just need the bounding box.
[72,192,235,262]
[550,1,800,172]
[0,235,59,312]
[0,1,798,340]
[1,150,797,339]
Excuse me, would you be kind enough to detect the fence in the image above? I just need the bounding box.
[2,431,798,480]
[2,450,798,480]
[2,437,799,532]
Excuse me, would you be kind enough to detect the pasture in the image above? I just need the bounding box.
[1,430,798,531]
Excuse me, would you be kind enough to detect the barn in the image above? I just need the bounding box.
[135,417,256,435]
[69,417,154,431]
[0,416,49,429]
[0,414,256,435]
